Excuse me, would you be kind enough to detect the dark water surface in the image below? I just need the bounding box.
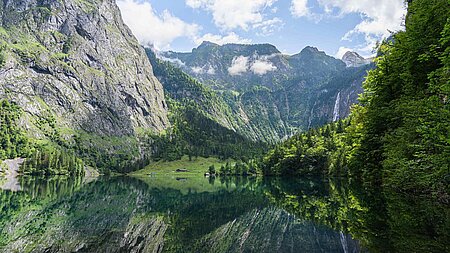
[0,175,448,252]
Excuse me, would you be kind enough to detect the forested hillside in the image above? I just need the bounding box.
[260,0,450,200]
[145,50,268,162]
[0,100,30,160]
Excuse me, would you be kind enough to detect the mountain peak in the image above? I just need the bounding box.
[198,41,219,48]
[302,46,320,54]
[293,46,326,58]
[342,51,372,67]
[290,46,326,60]
[342,51,364,60]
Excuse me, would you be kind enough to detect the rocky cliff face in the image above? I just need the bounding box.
[0,0,169,138]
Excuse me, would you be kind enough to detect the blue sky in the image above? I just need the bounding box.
[117,0,407,58]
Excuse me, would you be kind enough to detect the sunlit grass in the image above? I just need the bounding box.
[132,155,235,176]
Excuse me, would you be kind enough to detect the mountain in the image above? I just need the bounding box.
[0,0,169,135]
[342,51,373,67]
[0,0,169,169]
[158,42,373,142]
[149,49,292,143]
[161,42,288,90]
[146,50,269,160]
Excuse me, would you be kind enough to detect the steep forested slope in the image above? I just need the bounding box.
[260,0,450,199]
[146,50,268,161]
[354,0,450,194]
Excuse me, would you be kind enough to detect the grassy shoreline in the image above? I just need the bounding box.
[131,155,235,176]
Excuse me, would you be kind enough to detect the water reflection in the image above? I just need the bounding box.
[0,175,448,252]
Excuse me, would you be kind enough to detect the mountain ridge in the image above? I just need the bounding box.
[155,42,373,142]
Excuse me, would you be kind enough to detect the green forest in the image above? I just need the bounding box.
[260,0,450,199]
[0,100,83,176]
[0,100,30,160]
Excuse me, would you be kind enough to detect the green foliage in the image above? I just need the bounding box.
[147,102,267,162]
[11,40,47,64]
[215,161,253,176]
[0,44,5,68]
[260,0,450,200]
[0,54,4,67]
[20,145,84,176]
[0,99,85,176]
[208,164,216,175]
[354,0,450,195]
[260,119,352,176]
[0,100,31,159]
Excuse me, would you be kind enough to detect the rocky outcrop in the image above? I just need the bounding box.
[0,158,24,191]
[0,0,169,137]
[342,51,373,68]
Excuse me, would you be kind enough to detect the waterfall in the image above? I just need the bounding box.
[340,231,349,253]
[308,101,317,129]
[332,92,341,122]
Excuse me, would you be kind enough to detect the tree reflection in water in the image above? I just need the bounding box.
[0,175,447,252]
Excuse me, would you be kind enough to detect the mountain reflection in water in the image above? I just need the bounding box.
[0,175,448,253]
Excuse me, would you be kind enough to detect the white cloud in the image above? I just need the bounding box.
[117,0,200,50]
[317,0,406,54]
[335,47,353,59]
[253,18,284,36]
[195,32,251,45]
[191,66,204,74]
[227,55,278,76]
[161,56,186,67]
[191,65,216,75]
[207,66,216,75]
[186,0,278,31]
[228,56,250,76]
[186,0,204,8]
[291,0,310,18]
[250,59,277,75]
[319,0,406,36]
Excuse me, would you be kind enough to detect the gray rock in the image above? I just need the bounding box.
[0,0,169,137]
[342,51,373,68]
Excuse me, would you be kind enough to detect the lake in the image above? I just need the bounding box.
[0,175,448,252]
